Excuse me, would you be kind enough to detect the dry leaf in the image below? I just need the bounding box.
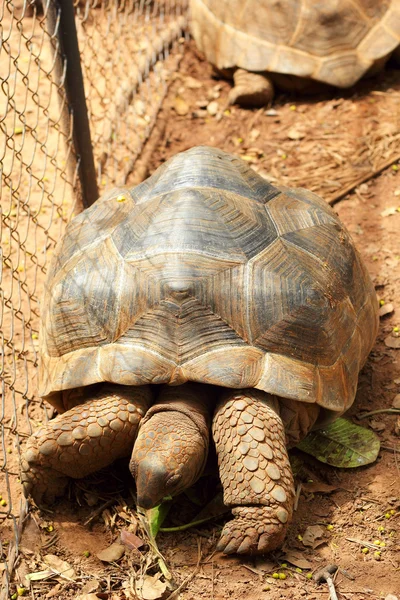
[392,394,400,409]
[369,419,386,432]
[96,542,125,563]
[283,550,312,570]
[249,128,260,142]
[380,207,397,217]
[185,76,202,89]
[138,574,167,600]
[384,335,400,349]
[45,583,62,598]
[120,529,144,550]
[287,127,306,140]
[379,303,394,317]
[302,482,337,494]
[75,595,104,600]
[207,101,219,116]
[301,525,325,548]
[173,96,189,116]
[44,555,76,580]
[254,557,275,571]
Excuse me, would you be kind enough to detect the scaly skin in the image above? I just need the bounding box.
[131,383,212,509]
[213,389,319,555]
[21,384,152,504]
[228,69,275,107]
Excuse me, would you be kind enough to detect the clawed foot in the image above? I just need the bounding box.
[216,506,288,555]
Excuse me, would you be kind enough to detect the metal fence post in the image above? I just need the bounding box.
[47,0,99,209]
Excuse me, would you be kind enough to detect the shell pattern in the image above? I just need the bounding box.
[40,147,378,416]
[190,0,400,87]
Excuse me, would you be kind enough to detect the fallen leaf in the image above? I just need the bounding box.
[302,482,337,494]
[45,583,62,598]
[138,574,167,600]
[75,595,104,600]
[369,419,386,432]
[207,101,219,116]
[25,570,54,582]
[392,395,400,409]
[185,76,202,89]
[384,335,400,349]
[282,550,312,569]
[120,529,144,550]
[96,542,125,563]
[249,128,260,142]
[379,303,394,317]
[254,557,275,571]
[80,580,100,595]
[173,96,189,116]
[43,554,76,580]
[287,127,306,140]
[301,525,325,548]
[380,207,398,217]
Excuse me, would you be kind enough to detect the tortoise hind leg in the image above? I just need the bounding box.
[228,69,274,108]
[21,384,152,504]
[212,390,319,555]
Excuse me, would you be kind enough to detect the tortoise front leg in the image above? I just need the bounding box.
[212,389,296,555]
[21,384,152,504]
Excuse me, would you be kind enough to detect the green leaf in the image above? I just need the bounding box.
[145,498,173,539]
[296,418,380,468]
[160,492,229,532]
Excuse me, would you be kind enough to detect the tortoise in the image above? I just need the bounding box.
[189,0,400,106]
[21,146,378,555]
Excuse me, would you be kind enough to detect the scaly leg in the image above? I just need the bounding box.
[213,389,318,554]
[21,384,152,504]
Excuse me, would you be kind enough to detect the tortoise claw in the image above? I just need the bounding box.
[217,509,288,555]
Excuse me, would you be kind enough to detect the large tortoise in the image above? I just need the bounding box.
[190,0,400,106]
[22,146,378,554]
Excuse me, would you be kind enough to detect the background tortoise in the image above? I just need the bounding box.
[22,146,378,554]
[190,0,400,106]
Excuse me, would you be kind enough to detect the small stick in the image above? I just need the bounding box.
[313,565,339,600]
[346,537,386,550]
[357,408,400,420]
[294,483,302,511]
[166,538,202,600]
[328,153,400,206]
[83,498,115,526]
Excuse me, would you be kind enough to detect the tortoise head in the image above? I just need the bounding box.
[130,409,209,509]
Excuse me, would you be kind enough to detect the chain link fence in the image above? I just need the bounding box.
[0,1,187,594]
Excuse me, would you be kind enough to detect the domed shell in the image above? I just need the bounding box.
[40,146,378,415]
[190,0,400,87]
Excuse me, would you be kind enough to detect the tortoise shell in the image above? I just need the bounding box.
[39,146,378,416]
[190,0,400,87]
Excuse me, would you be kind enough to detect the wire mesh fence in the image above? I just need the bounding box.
[0,0,187,594]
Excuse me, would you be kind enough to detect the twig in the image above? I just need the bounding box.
[166,538,202,600]
[83,498,115,526]
[380,445,399,453]
[0,500,29,600]
[328,153,400,205]
[345,537,387,550]
[357,409,400,420]
[294,483,302,511]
